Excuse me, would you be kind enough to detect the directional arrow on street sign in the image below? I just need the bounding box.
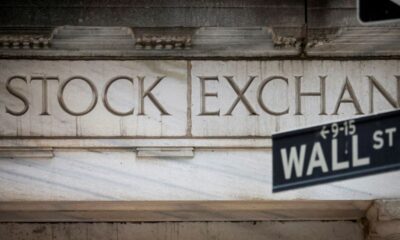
[358,0,400,23]
[272,110,400,192]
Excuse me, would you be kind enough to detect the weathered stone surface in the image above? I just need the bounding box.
[306,0,400,57]
[306,27,400,57]
[0,60,187,137]
[1,0,399,58]
[0,221,363,240]
[0,150,399,201]
[0,60,399,202]
[0,0,304,28]
[308,0,400,28]
[0,26,301,58]
[366,199,400,240]
[1,60,399,138]
[191,60,400,136]
[0,200,371,222]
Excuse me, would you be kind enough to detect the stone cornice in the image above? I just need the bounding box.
[0,26,399,58]
[0,34,51,49]
[306,27,400,57]
[0,26,301,58]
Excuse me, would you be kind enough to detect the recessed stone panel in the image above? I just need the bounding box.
[1,60,399,139]
[191,60,400,136]
[0,60,187,137]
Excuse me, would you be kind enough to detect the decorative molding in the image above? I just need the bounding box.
[272,35,299,48]
[1,26,399,58]
[0,26,301,57]
[0,138,272,149]
[306,27,400,57]
[135,36,192,50]
[306,38,329,48]
[51,26,135,50]
[0,147,54,159]
[137,147,194,157]
[0,34,51,49]
[270,28,301,49]
[0,200,371,222]
[306,27,339,49]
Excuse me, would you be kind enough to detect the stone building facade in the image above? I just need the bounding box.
[0,1,399,239]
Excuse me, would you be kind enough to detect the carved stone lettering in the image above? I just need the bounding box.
[5,76,29,116]
[295,76,326,115]
[138,76,170,116]
[58,76,98,116]
[333,77,363,115]
[191,61,400,137]
[199,76,220,116]
[30,76,59,115]
[0,60,399,137]
[0,60,187,137]
[368,76,400,113]
[103,76,134,116]
[258,76,289,116]
[224,76,258,116]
